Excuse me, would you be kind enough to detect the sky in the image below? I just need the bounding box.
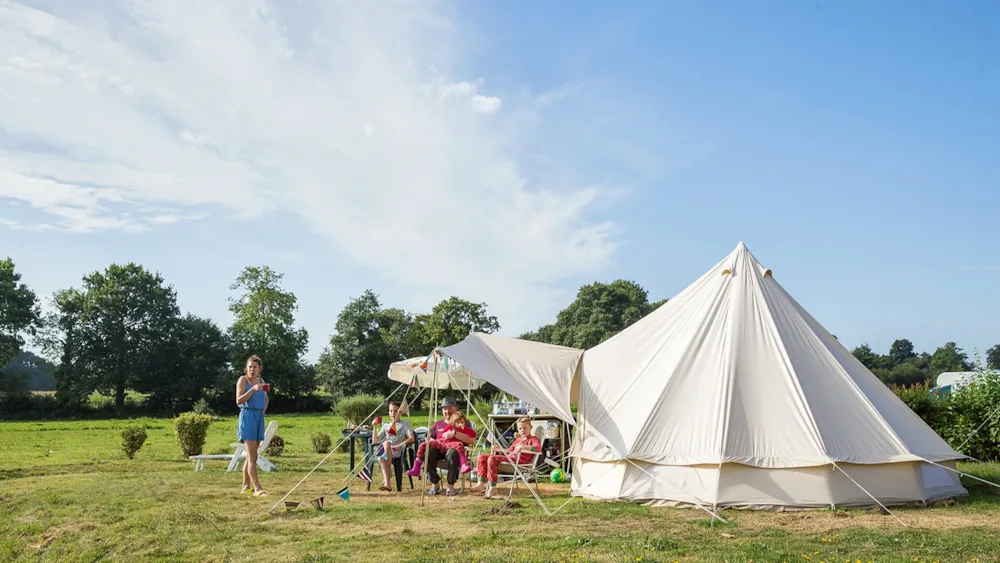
[1,0,997,364]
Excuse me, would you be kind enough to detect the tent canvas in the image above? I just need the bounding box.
[440,242,968,510]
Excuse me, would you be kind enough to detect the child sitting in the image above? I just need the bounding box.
[469,416,542,499]
[408,412,475,476]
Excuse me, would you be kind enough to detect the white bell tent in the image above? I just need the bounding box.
[441,242,968,511]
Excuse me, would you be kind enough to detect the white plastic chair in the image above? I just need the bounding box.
[190,420,279,472]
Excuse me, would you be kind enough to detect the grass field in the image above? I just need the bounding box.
[2,413,1000,562]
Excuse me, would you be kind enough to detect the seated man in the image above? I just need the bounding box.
[424,397,476,496]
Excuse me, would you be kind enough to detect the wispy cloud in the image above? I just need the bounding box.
[0,0,628,330]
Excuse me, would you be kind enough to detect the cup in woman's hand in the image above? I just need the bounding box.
[261,383,271,392]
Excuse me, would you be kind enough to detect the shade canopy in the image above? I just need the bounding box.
[387,353,485,390]
[439,333,583,424]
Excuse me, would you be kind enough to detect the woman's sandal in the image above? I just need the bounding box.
[253,490,269,497]
[379,485,392,492]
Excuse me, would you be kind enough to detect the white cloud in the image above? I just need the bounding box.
[0,0,620,333]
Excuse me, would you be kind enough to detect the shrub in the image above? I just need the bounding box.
[121,424,148,459]
[192,398,215,416]
[265,434,285,457]
[941,367,1000,461]
[334,394,384,428]
[311,431,332,454]
[173,412,214,457]
[891,379,946,429]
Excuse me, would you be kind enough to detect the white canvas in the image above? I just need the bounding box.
[440,242,968,509]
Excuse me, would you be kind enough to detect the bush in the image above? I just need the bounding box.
[265,434,285,457]
[192,398,215,416]
[173,412,214,457]
[942,367,1000,461]
[891,379,946,429]
[121,424,148,459]
[311,431,332,454]
[334,394,384,428]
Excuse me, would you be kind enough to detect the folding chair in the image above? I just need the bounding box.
[189,420,279,472]
[498,449,546,500]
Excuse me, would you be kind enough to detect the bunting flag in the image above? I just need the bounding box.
[336,486,350,502]
[420,361,428,371]
[409,372,420,389]
[388,423,397,436]
[375,443,387,460]
[357,465,373,483]
[443,356,449,370]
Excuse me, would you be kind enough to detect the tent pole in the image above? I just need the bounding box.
[420,354,440,507]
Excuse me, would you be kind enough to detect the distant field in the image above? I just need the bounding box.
[2,413,1000,562]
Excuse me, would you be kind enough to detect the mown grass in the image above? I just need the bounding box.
[2,413,1000,562]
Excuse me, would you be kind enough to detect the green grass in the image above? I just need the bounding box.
[2,414,1000,562]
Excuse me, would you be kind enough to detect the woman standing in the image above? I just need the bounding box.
[236,354,269,496]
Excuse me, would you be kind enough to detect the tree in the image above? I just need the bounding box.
[227,266,312,398]
[851,343,891,371]
[78,264,180,410]
[889,338,916,366]
[37,288,94,405]
[316,290,418,400]
[929,342,972,375]
[141,314,230,412]
[417,297,500,349]
[0,257,40,367]
[987,345,1000,370]
[518,280,665,349]
[2,350,55,391]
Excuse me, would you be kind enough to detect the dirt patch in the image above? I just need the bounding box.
[481,500,523,515]
[728,506,1000,533]
[31,521,98,550]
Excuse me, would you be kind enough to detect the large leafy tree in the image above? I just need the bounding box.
[929,341,972,375]
[0,258,40,368]
[417,297,500,349]
[142,314,231,412]
[316,290,420,400]
[987,344,1000,370]
[524,280,663,349]
[81,264,180,409]
[227,266,312,398]
[889,338,916,366]
[38,288,93,404]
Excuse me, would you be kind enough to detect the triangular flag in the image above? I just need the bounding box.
[420,361,428,371]
[409,373,419,388]
[375,443,387,460]
[336,486,350,502]
[358,465,373,483]
[388,423,397,436]
[444,356,449,369]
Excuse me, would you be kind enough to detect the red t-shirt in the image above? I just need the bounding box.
[430,419,477,440]
[507,435,542,464]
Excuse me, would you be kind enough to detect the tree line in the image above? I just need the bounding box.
[2,256,998,420]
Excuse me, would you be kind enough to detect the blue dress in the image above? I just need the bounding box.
[237,379,267,442]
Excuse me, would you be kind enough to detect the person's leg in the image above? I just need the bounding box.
[246,441,266,495]
[240,441,252,493]
[407,442,428,476]
[444,448,460,494]
[377,455,393,490]
[485,454,503,498]
[425,446,442,493]
[469,453,488,492]
[458,447,472,474]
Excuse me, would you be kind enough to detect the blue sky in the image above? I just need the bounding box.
[2,0,997,363]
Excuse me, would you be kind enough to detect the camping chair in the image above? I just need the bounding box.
[190,420,279,472]
[365,432,418,492]
[421,424,474,494]
[496,430,548,500]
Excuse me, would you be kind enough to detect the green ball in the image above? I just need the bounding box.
[550,468,565,483]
